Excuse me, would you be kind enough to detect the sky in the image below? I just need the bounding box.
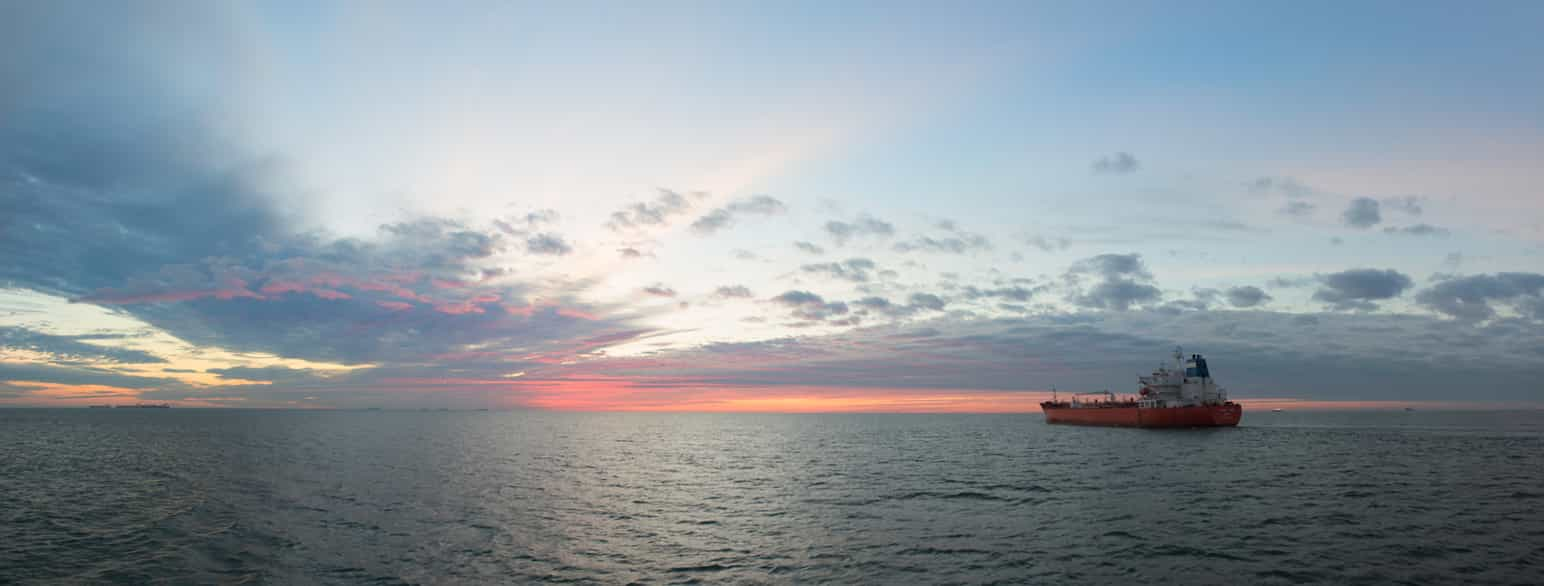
[3,1,1543,410]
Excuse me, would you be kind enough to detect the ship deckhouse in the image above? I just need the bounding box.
[1136,347,1228,408]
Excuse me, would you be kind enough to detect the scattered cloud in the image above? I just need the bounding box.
[1415,273,1544,321]
[1224,286,1272,308]
[0,326,165,364]
[713,285,754,299]
[572,309,1544,402]
[1280,200,1316,217]
[792,241,826,255]
[1091,152,1140,174]
[1383,224,1450,237]
[642,284,678,298]
[801,258,879,283]
[1267,276,1315,289]
[1342,197,1382,228]
[1024,235,1070,252]
[770,290,850,322]
[893,234,991,254]
[1381,196,1424,216]
[1065,253,1162,311]
[525,233,573,255]
[1312,269,1413,311]
[907,292,946,311]
[1247,176,1315,198]
[851,292,948,318]
[893,220,992,254]
[494,209,561,237]
[1443,252,1464,270]
[689,195,787,235]
[606,189,694,231]
[962,286,1034,302]
[825,214,895,245]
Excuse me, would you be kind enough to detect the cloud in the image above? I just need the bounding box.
[206,365,323,384]
[892,234,991,254]
[1383,224,1450,237]
[1073,280,1163,311]
[0,362,181,391]
[850,292,948,318]
[713,285,754,299]
[1415,273,1544,321]
[0,17,645,374]
[893,220,992,254]
[962,286,1034,302]
[642,285,677,297]
[907,293,946,311]
[824,214,895,244]
[1267,277,1314,289]
[1224,286,1272,308]
[1312,269,1413,311]
[1069,253,1152,281]
[1381,196,1423,216]
[1443,252,1464,270]
[1024,235,1070,252]
[525,233,573,255]
[792,241,826,255]
[0,326,165,364]
[570,308,1544,402]
[1342,197,1382,228]
[801,258,879,283]
[1065,253,1161,311]
[618,247,651,259]
[494,209,561,237]
[1247,176,1315,198]
[688,194,787,235]
[770,290,850,322]
[1280,200,1316,217]
[1091,152,1140,174]
[605,189,694,231]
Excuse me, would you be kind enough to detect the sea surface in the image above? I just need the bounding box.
[2,409,1542,585]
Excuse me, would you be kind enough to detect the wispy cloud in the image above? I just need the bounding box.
[1091,152,1139,174]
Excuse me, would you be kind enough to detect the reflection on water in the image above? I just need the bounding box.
[2,409,1541,584]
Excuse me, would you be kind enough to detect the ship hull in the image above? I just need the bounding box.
[1041,403,1241,428]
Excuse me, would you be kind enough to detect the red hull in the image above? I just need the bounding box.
[1041,403,1241,428]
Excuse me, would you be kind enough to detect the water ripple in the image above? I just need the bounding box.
[2,409,1542,584]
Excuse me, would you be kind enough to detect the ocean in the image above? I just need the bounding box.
[2,409,1541,584]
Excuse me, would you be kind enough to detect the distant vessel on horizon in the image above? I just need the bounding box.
[116,403,172,409]
[1041,347,1242,428]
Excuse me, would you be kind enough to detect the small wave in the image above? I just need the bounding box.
[889,490,1013,503]
[1101,530,1141,540]
[897,546,994,556]
[1255,569,1326,584]
[667,563,730,573]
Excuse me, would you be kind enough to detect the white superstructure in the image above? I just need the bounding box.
[1136,347,1228,408]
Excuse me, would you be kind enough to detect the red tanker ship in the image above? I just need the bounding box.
[1040,348,1242,428]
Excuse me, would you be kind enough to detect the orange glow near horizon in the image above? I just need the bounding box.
[5,376,1544,412]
